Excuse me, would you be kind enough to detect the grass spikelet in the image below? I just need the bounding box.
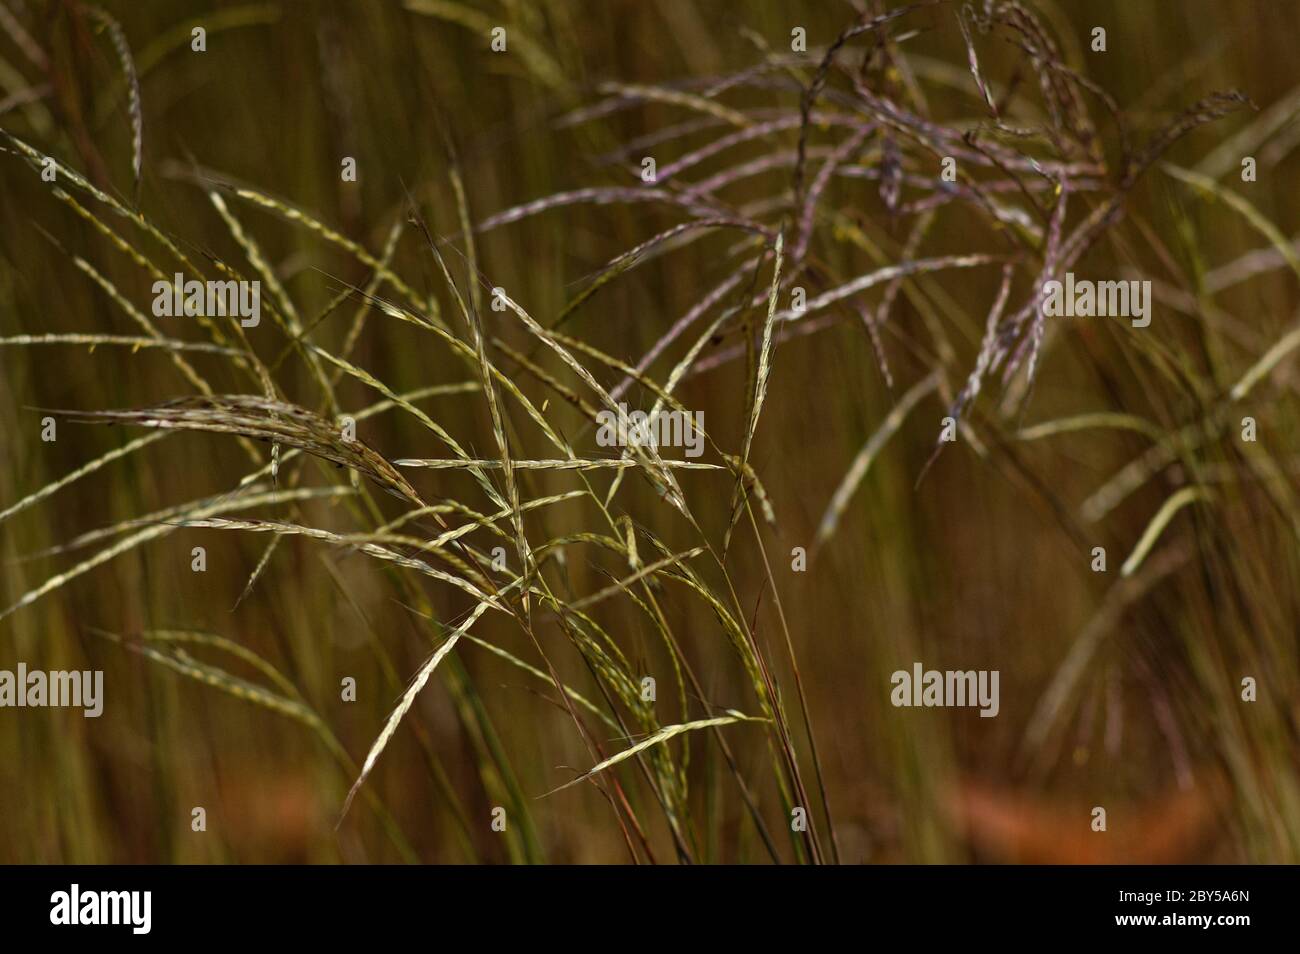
[403,0,571,98]
[595,82,753,130]
[773,254,1004,323]
[491,287,693,519]
[1162,163,1300,285]
[45,395,424,506]
[1,487,344,624]
[544,711,768,796]
[341,594,499,821]
[0,432,167,526]
[726,231,783,548]
[80,7,143,197]
[566,548,705,612]
[174,516,507,609]
[817,371,941,548]
[1121,486,1214,578]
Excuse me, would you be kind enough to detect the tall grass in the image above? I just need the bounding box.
[1,0,1298,863]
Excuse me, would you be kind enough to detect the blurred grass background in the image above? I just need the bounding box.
[1,0,1298,863]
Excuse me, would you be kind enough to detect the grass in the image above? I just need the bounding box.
[1,0,1298,864]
